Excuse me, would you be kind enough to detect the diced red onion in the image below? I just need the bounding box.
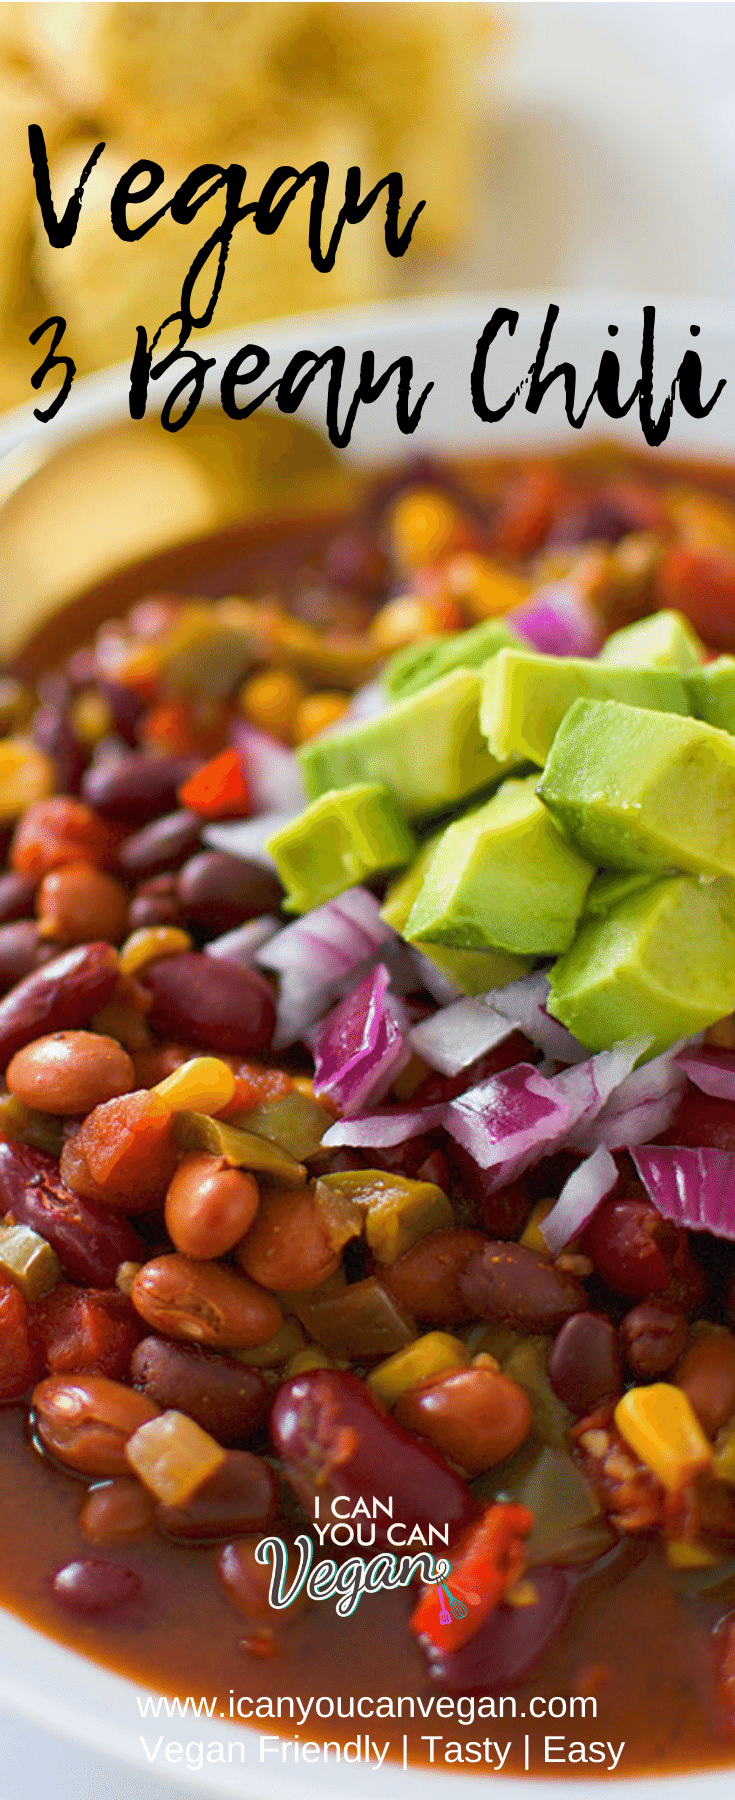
[312,964,410,1117]
[204,812,297,871]
[676,1047,735,1102]
[407,950,464,1005]
[409,998,516,1078]
[540,1147,618,1255]
[323,1101,447,1150]
[486,971,589,1064]
[632,1145,735,1240]
[347,680,389,721]
[229,720,306,812]
[443,1062,571,1173]
[509,582,603,659]
[204,916,281,966]
[257,887,396,1050]
[571,1048,686,1153]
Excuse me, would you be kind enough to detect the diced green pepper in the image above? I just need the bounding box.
[295,1277,416,1358]
[0,1220,60,1300]
[229,1091,333,1161]
[502,1338,572,1450]
[0,1093,64,1158]
[173,1111,307,1186]
[267,783,415,913]
[314,1169,453,1263]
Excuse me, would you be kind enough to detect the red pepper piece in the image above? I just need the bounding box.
[178,750,250,820]
[410,1501,533,1654]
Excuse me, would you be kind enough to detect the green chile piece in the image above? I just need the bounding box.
[547,874,735,1056]
[382,618,522,703]
[0,1094,64,1157]
[381,843,531,994]
[267,783,415,913]
[295,1277,416,1358]
[514,1446,615,1567]
[315,1169,453,1264]
[502,1338,573,1452]
[405,775,595,955]
[230,1092,332,1161]
[173,1111,307,1186]
[599,609,705,671]
[538,698,735,877]
[0,1220,60,1301]
[299,670,515,819]
[686,656,735,734]
[480,647,689,766]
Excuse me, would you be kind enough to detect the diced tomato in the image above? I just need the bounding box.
[10,798,120,878]
[34,1283,143,1378]
[218,1063,293,1117]
[0,1273,42,1401]
[178,749,251,820]
[656,547,735,650]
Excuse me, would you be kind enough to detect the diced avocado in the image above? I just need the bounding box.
[405,774,595,956]
[687,657,735,734]
[582,868,657,920]
[382,618,522,702]
[381,839,531,992]
[480,647,689,766]
[267,783,415,913]
[599,610,705,671]
[538,698,735,878]
[547,874,735,1055]
[299,669,515,819]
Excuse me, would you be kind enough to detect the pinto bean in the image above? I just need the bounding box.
[165,1154,260,1259]
[32,1373,160,1476]
[458,1242,587,1333]
[130,1337,269,1446]
[270,1369,475,1545]
[36,863,129,947]
[72,1089,178,1213]
[156,1450,277,1540]
[394,1366,531,1474]
[235,1187,340,1292]
[79,1477,155,1544]
[10,797,118,878]
[7,1031,135,1115]
[381,1230,487,1326]
[620,1302,688,1381]
[131,1255,282,1350]
[674,1330,735,1438]
[0,941,119,1069]
[141,951,275,1056]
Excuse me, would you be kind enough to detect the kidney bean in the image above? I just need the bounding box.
[270,1369,476,1545]
[165,1155,259,1260]
[0,941,119,1069]
[445,1143,530,1239]
[235,1187,340,1292]
[130,1336,268,1446]
[10,797,119,878]
[141,951,275,1056]
[32,1373,160,1476]
[128,874,183,932]
[35,1284,142,1379]
[36,863,129,949]
[79,1477,155,1544]
[381,1230,487,1326]
[0,872,38,926]
[32,704,86,795]
[156,1449,277,1540]
[583,1201,706,1310]
[0,1272,42,1400]
[7,1031,135,1116]
[176,852,282,938]
[423,1566,573,1691]
[0,1140,145,1285]
[459,1242,587,1333]
[131,1254,283,1350]
[51,1558,143,1615]
[0,921,54,991]
[218,1535,309,1623]
[620,1302,688,1380]
[394,1366,532,1474]
[83,753,200,824]
[72,1089,178,1214]
[118,810,201,880]
[547,1313,622,1414]
[674,1330,735,1437]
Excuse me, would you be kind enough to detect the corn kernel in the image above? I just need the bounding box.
[446,552,530,620]
[119,926,193,976]
[368,1331,469,1407]
[666,1539,722,1569]
[0,1221,60,1301]
[0,738,55,823]
[70,689,114,747]
[154,1056,236,1115]
[713,1418,735,1484]
[390,489,464,569]
[614,1384,713,1492]
[126,1410,227,1506]
[369,595,437,653]
[240,668,305,741]
[520,1199,555,1255]
[285,1347,335,1376]
[294,692,350,743]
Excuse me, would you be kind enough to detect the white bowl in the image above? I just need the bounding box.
[1,295,734,1800]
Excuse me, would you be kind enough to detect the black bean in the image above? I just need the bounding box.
[83,753,199,824]
[548,1313,623,1414]
[177,852,282,936]
[118,810,201,879]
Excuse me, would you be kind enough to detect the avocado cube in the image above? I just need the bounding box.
[582,869,657,920]
[299,669,514,820]
[381,843,531,994]
[382,618,522,703]
[548,874,735,1055]
[266,783,415,914]
[538,698,735,878]
[480,648,689,766]
[405,775,595,956]
[599,610,705,671]
[686,656,735,734]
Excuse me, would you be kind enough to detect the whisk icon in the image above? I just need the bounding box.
[436,1580,468,1623]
